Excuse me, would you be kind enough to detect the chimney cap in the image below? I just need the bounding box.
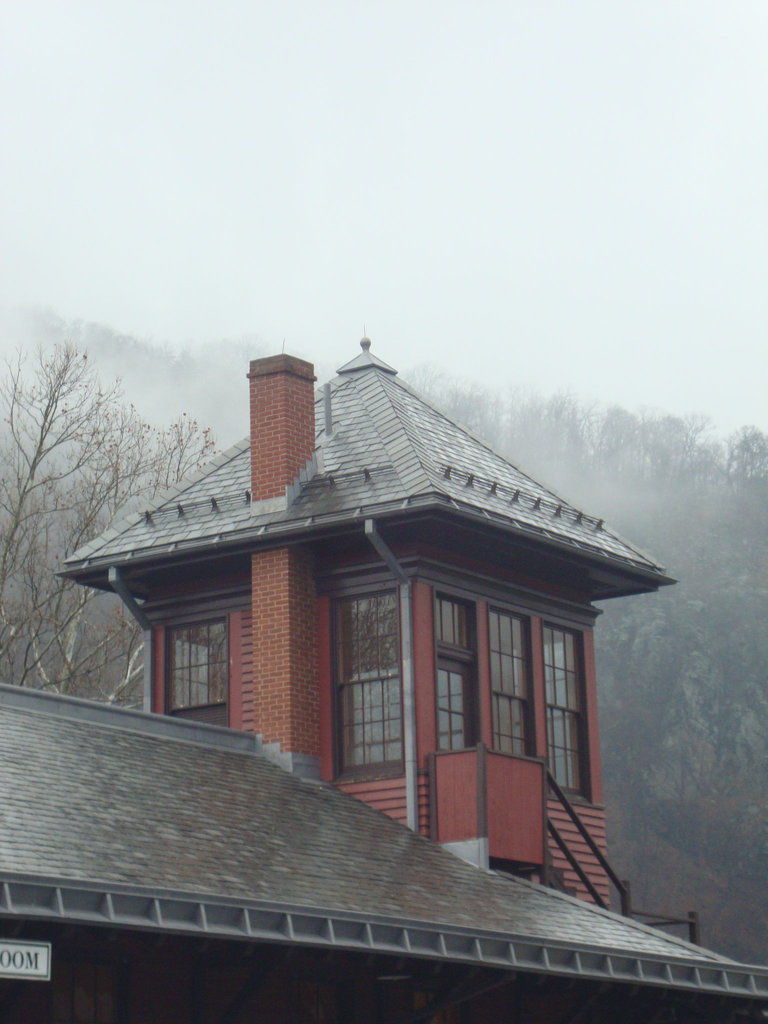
[337,337,397,376]
[247,354,316,382]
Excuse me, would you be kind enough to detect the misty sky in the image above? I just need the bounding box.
[1,2,766,434]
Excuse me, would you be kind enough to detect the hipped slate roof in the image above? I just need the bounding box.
[62,343,669,591]
[1,682,765,1003]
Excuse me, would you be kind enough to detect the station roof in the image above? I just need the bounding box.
[1,683,764,1006]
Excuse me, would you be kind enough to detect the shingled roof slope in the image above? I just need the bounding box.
[3,682,763,1003]
[62,346,667,586]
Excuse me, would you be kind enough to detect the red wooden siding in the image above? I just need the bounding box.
[546,799,609,904]
[338,775,408,825]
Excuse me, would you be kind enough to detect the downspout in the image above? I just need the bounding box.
[108,567,153,713]
[364,520,418,832]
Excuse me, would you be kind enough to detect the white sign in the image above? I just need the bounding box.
[0,940,51,980]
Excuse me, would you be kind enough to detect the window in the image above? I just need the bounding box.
[543,625,583,790]
[336,592,402,772]
[52,962,117,1024]
[435,595,476,750]
[167,619,228,719]
[489,608,529,755]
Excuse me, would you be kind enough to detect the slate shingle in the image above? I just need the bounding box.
[0,685,734,969]
[63,354,666,584]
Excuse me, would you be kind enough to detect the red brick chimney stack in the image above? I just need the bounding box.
[247,354,316,503]
[247,353,319,764]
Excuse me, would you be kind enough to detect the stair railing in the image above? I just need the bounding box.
[544,770,699,943]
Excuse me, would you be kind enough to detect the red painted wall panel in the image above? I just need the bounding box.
[434,750,479,842]
[529,616,547,759]
[486,753,544,865]
[476,600,493,747]
[412,580,436,770]
[581,628,603,805]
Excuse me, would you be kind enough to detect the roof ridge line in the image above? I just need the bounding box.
[0,681,266,756]
[347,370,434,497]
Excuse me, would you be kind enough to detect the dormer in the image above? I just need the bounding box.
[63,340,672,903]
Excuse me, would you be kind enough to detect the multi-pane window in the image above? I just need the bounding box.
[435,596,469,648]
[543,625,583,790]
[435,595,476,750]
[489,609,528,755]
[168,619,228,711]
[436,662,470,750]
[52,963,117,1024]
[336,592,402,772]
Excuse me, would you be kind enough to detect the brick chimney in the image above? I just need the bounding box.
[247,354,320,768]
[247,354,316,502]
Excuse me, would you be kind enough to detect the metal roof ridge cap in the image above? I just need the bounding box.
[0,682,263,757]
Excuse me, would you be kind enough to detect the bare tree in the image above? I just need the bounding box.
[0,343,214,702]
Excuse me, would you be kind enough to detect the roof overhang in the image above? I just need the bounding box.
[61,494,673,602]
[2,873,763,1003]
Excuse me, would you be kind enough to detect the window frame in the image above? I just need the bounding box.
[488,606,532,757]
[333,589,404,778]
[165,617,229,721]
[542,622,588,795]
[434,593,477,751]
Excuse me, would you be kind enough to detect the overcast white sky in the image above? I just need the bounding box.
[1,1,766,434]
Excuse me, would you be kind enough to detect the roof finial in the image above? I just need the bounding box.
[360,336,371,352]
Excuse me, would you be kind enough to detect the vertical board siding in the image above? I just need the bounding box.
[546,800,609,904]
[337,776,408,825]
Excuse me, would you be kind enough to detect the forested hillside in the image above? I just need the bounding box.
[420,372,768,963]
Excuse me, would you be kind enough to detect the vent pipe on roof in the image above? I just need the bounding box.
[323,382,333,438]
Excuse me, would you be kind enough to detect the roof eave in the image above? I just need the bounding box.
[1,872,761,1002]
[60,493,672,597]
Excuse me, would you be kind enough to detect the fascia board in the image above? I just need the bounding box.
[1,874,763,1002]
